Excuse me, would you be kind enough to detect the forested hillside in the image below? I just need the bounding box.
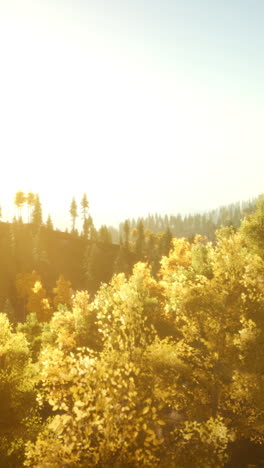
[0,192,258,325]
[113,198,257,243]
[1,195,264,467]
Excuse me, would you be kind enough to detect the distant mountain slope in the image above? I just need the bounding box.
[110,197,257,243]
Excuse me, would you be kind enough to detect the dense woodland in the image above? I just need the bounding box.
[0,191,257,321]
[112,198,257,244]
[1,192,264,467]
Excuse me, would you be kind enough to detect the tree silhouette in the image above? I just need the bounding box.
[69,197,78,233]
[46,215,54,230]
[32,194,42,229]
[98,225,112,244]
[135,220,145,258]
[81,193,90,238]
[123,219,130,249]
[81,193,89,221]
[27,192,35,223]
[14,190,25,221]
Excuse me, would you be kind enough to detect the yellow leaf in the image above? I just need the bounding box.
[142,406,150,415]
[157,420,166,426]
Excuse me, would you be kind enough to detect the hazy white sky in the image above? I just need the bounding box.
[0,0,263,229]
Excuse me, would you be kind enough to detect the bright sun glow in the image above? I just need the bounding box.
[0,1,264,228]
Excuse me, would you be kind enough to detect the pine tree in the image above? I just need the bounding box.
[113,245,130,276]
[46,215,54,230]
[69,197,78,233]
[90,223,98,241]
[135,220,145,258]
[81,193,89,237]
[27,192,35,223]
[159,228,173,256]
[123,219,130,249]
[32,194,42,228]
[81,193,89,221]
[98,225,112,244]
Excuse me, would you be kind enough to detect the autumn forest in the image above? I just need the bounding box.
[1,192,264,467]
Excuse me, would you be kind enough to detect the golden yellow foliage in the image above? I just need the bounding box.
[24,226,264,467]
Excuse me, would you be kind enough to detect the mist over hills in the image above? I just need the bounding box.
[0,191,258,238]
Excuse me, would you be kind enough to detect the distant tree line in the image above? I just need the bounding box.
[107,198,257,244]
[0,192,259,325]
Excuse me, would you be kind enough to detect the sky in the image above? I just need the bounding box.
[0,0,263,230]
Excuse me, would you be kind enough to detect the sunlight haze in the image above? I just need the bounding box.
[1,0,263,229]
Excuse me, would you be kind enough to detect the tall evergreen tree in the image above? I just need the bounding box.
[69,197,78,233]
[32,194,42,229]
[159,228,173,256]
[27,192,35,223]
[81,193,89,221]
[135,220,145,258]
[98,225,112,244]
[113,245,130,276]
[46,215,53,230]
[123,219,130,249]
[90,223,98,242]
[82,217,89,239]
